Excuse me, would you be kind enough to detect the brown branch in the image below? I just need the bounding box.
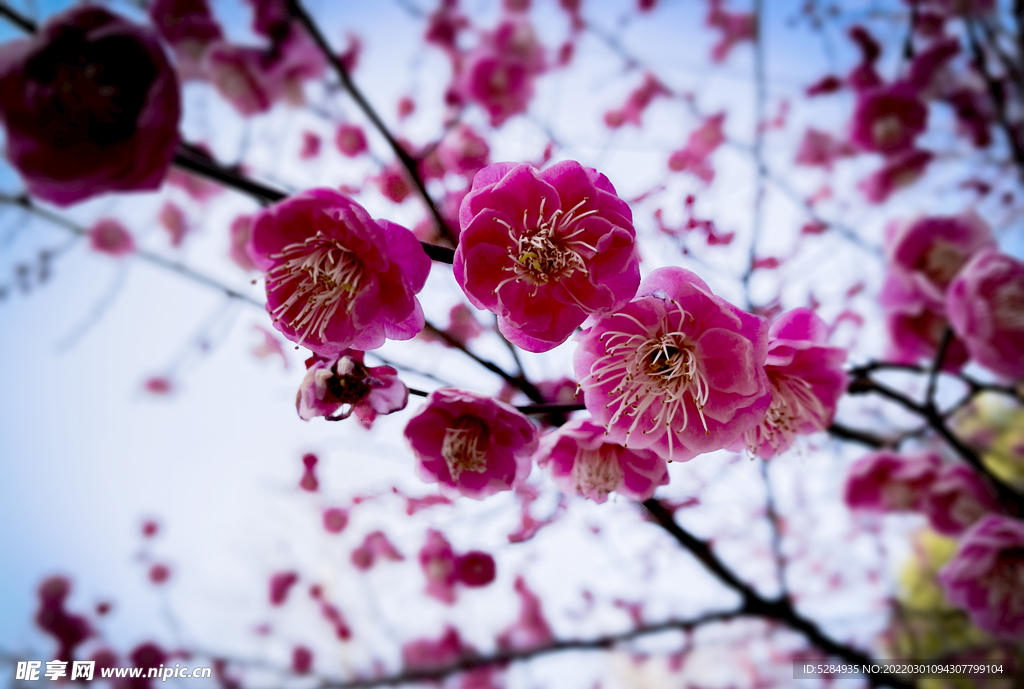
[0,1,35,32]
[641,499,913,689]
[283,0,459,246]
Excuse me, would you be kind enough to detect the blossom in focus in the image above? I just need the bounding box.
[88,219,135,257]
[850,84,928,154]
[0,7,181,206]
[743,308,848,459]
[922,464,998,536]
[455,160,640,352]
[404,389,538,499]
[295,351,408,428]
[946,249,1024,380]
[938,515,1024,639]
[574,267,771,461]
[535,418,669,502]
[844,450,941,512]
[247,188,430,357]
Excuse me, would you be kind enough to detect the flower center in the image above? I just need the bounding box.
[920,238,965,288]
[993,280,1024,331]
[583,304,710,457]
[744,375,826,454]
[871,115,904,149]
[265,232,366,347]
[495,197,598,294]
[441,416,489,481]
[324,357,373,406]
[571,447,624,499]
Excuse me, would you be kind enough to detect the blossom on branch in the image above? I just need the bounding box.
[404,389,538,499]
[574,267,771,462]
[535,417,669,502]
[0,6,181,206]
[295,351,408,427]
[248,188,430,357]
[844,450,941,512]
[946,249,1024,380]
[455,160,640,352]
[922,464,998,536]
[938,515,1024,639]
[742,308,848,459]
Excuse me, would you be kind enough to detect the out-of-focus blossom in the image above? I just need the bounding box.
[850,84,928,154]
[322,507,348,534]
[351,531,404,570]
[159,202,188,247]
[335,123,368,157]
[938,515,1024,639]
[885,306,970,369]
[437,124,490,176]
[248,189,430,357]
[402,626,469,670]
[844,450,941,512]
[706,0,755,63]
[536,418,669,502]
[668,113,725,183]
[604,73,669,128]
[575,267,771,461]
[296,351,408,427]
[743,309,848,459]
[858,147,933,203]
[497,576,553,651]
[455,551,496,587]
[404,389,538,499]
[228,215,257,272]
[0,7,181,206]
[923,464,998,536]
[35,577,92,661]
[418,529,458,603]
[455,160,639,352]
[88,219,135,257]
[946,250,1024,380]
[268,571,298,605]
[847,25,883,91]
[291,646,312,675]
[375,164,412,204]
[795,128,855,170]
[148,0,223,81]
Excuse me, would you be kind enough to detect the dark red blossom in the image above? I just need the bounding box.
[0,7,181,206]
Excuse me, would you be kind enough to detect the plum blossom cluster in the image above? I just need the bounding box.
[880,211,1024,380]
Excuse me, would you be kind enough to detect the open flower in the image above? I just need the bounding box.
[850,84,928,154]
[455,160,640,352]
[574,267,771,461]
[296,351,408,428]
[938,515,1024,639]
[248,189,430,357]
[743,308,848,459]
[946,249,1024,380]
[923,464,998,536]
[0,6,181,206]
[844,450,941,512]
[404,389,538,499]
[535,418,669,502]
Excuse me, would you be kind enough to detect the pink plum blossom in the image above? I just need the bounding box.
[923,464,998,536]
[938,515,1024,639]
[742,308,848,459]
[268,571,298,605]
[882,211,995,310]
[844,450,941,512]
[437,124,490,176]
[604,73,669,128]
[574,267,771,461]
[668,113,726,183]
[295,351,408,427]
[455,551,496,587]
[402,626,469,670]
[795,128,855,170]
[497,576,553,651]
[404,389,538,499]
[455,160,640,352]
[247,188,430,357]
[350,531,404,571]
[535,418,669,502]
[884,306,970,370]
[335,123,368,157]
[148,0,223,81]
[88,219,135,257]
[706,0,756,63]
[0,7,181,206]
[850,84,928,154]
[946,249,1024,380]
[228,215,257,272]
[418,529,459,603]
[858,147,933,203]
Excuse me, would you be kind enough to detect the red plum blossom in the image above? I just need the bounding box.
[404,389,538,499]
[574,267,771,461]
[248,188,430,357]
[938,515,1024,639]
[923,464,998,536]
[850,84,928,154]
[88,219,135,257]
[535,418,669,502]
[946,249,1024,380]
[455,160,640,352]
[295,351,408,427]
[844,450,941,512]
[743,308,848,459]
[0,7,182,206]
